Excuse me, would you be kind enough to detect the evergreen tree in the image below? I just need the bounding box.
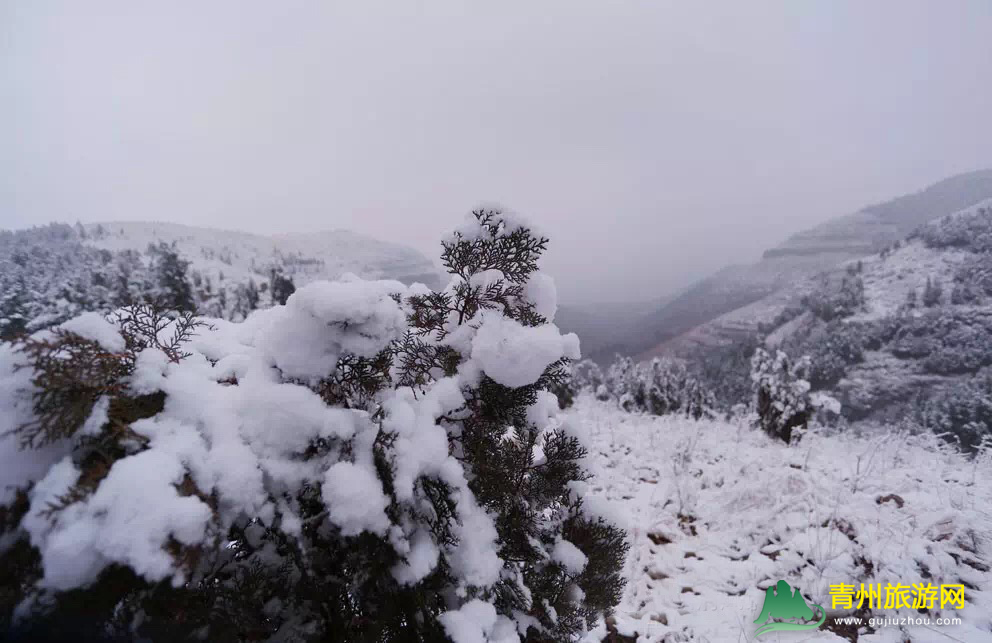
[230,278,261,320]
[915,372,992,452]
[0,275,29,340]
[604,356,714,419]
[270,267,296,306]
[905,287,918,309]
[750,348,813,444]
[548,367,577,409]
[571,359,606,399]
[0,209,626,642]
[690,333,760,411]
[148,242,195,312]
[922,276,943,307]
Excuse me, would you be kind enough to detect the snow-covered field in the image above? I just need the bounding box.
[575,397,992,642]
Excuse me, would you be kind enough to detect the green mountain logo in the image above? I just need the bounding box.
[753,580,826,637]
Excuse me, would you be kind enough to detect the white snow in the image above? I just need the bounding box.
[440,599,519,643]
[23,452,212,590]
[59,312,126,352]
[574,396,992,642]
[552,539,588,575]
[391,528,441,585]
[0,344,72,506]
[448,205,542,245]
[524,272,558,320]
[850,239,969,322]
[471,312,580,388]
[258,278,407,380]
[323,462,391,537]
[78,396,110,437]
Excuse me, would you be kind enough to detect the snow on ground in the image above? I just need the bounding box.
[849,240,969,323]
[574,396,992,642]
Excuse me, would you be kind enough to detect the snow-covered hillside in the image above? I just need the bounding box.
[845,200,992,323]
[0,221,444,338]
[634,171,992,363]
[84,221,443,290]
[745,199,992,435]
[575,396,992,642]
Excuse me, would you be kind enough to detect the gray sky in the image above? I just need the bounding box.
[3,1,992,304]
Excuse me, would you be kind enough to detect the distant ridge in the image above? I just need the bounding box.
[630,169,992,361]
[82,221,443,289]
[765,169,992,259]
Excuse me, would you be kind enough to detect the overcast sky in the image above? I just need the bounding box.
[3,1,992,303]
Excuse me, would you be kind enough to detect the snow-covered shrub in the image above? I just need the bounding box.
[570,359,604,395]
[750,348,813,444]
[922,275,943,307]
[547,370,577,409]
[801,273,865,322]
[780,319,865,389]
[146,241,196,313]
[268,266,296,306]
[914,372,992,452]
[0,209,627,642]
[950,252,992,304]
[605,356,715,420]
[891,309,992,375]
[916,205,992,252]
[689,333,760,411]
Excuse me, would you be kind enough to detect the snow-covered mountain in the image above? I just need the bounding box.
[630,170,992,363]
[0,221,443,337]
[83,221,443,291]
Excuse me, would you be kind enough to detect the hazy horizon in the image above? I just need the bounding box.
[4,1,992,304]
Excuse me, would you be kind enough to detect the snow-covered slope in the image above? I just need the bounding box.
[83,221,443,290]
[635,170,992,362]
[644,196,992,362]
[770,169,992,260]
[711,198,992,428]
[575,396,992,642]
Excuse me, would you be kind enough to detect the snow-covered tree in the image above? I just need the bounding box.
[269,266,296,306]
[915,373,992,452]
[750,348,813,444]
[804,273,865,321]
[905,286,918,309]
[147,241,195,312]
[0,274,29,340]
[690,333,761,411]
[605,356,714,420]
[571,359,607,400]
[0,209,626,642]
[922,275,943,307]
[547,367,577,409]
[779,319,866,389]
